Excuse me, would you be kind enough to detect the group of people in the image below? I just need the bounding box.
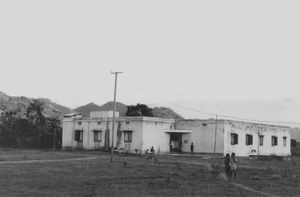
[145,144,237,182]
[145,146,160,160]
[191,142,237,181]
[224,152,238,181]
[145,146,155,155]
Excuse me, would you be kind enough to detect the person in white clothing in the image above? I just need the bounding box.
[230,152,238,181]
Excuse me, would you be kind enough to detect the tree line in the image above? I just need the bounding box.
[125,104,154,117]
[0,99,61,149]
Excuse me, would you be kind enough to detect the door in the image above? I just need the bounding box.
[74,130,83,149]
[169,133,182,152]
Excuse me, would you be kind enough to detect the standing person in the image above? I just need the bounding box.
[230,152,238,181]
[224,153,231,181]
[150,146,155,155]
[150,146,155,161]
[190,142,194,154]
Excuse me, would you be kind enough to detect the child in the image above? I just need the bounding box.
[150,146,155,155]
[190,142,194,154]
[224,153,231,181]
[145,149,149,154]
[230,152,238,181]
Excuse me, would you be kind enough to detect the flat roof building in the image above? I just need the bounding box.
[62,111,291,157]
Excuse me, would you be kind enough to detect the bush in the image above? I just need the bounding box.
[0,100,62,149]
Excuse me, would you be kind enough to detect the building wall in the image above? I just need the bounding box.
[142,119,175,153]
[62,116,291,156]
[116,119,144,153]
[62,118,75,149]
[224,121,291,156]
[62,117,145,152]
[62,118,111,150]
[86,119,109,150]
[175,120,224,154]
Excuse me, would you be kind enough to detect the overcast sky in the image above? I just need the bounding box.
[0,1,299,121]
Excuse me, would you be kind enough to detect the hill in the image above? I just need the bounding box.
[0,91,184,120]
[152,107,183,119]
[74,103,103,117]
[74,102,128,117]
[74,102,183,119]
[0,91,73,118]
[99,102,128,117]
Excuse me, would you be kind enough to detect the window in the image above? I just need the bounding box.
[246,134,253,145]
[75,130,83,142]
[94,130,102,142]
[97,121,101,125]
[125,121,130,124]
[170,125,173,130]
[283,136,287,146]
[272,136,278,146]
[202,123,207,127]
[259,135,264,146]
[124,131,132,142]
[78,121,82,125]
[231,133,238,145]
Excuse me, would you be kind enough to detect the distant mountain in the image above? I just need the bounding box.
[74,102,128,117]
[74,101,184,119]
[152,107,183,119]
[99,102,128,117]
[74,103,102,117]
[0,91,73,118]
[0,91,184,120]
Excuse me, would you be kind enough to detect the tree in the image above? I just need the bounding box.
[0,111,19,146]
[125,104,154,117]
[26,99,46,128]
[45,116,62,149]
[0,99,62,148]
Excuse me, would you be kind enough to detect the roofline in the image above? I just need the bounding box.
[63,116,175,123]
[63,116,290,128]
[176,119,290,128]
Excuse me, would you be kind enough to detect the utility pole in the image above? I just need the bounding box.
[110,71,123,162]
[53,128,56,150]
[213,114,218,154]
[0,97,2,148]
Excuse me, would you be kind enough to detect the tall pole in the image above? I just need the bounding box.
[110,71,122,162]
[53,128,56,150]
[213,114,218,154]
[0,97,2,148]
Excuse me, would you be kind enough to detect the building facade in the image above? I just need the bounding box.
[62,111,291,156]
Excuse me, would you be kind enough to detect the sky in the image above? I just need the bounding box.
[0,1,299,123]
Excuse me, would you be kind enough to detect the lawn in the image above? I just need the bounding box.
[0,149,299,197]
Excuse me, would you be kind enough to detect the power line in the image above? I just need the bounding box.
[141,91,216,116]
[140,90,300,126]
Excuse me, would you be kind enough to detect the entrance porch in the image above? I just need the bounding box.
[165,130,192,153]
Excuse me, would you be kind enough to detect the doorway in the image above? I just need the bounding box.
[169,133,182,152]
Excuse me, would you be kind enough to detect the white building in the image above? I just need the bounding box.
[62,111,291,156]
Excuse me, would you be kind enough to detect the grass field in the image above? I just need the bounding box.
[0,149,299,197]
